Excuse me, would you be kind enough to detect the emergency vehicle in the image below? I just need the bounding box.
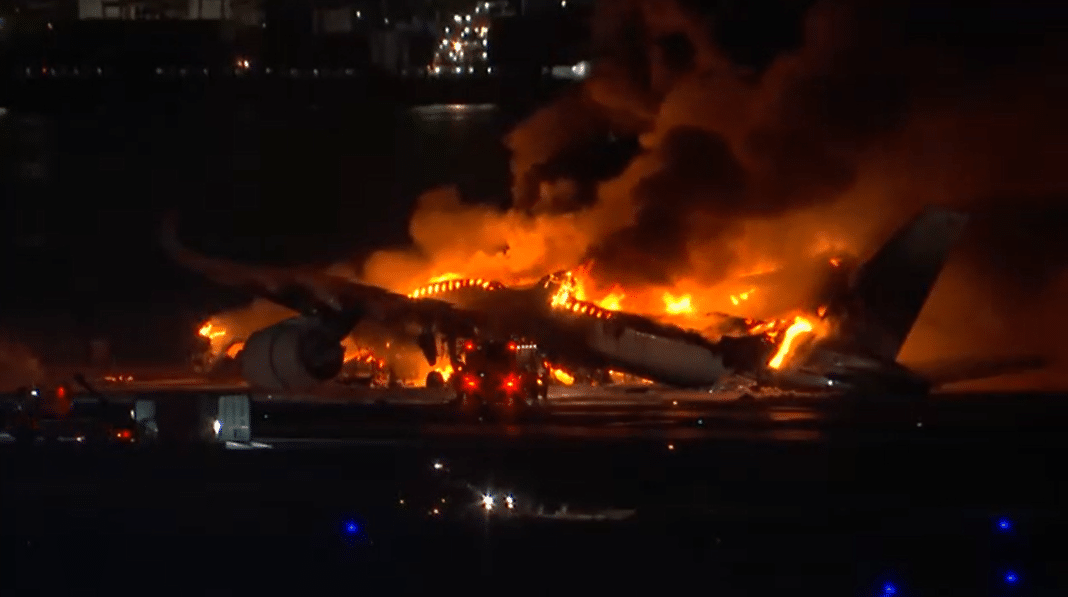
[450,338,548,417]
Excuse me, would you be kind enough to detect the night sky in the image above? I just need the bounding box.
[0,95,518,362]
[1,0,1066,368]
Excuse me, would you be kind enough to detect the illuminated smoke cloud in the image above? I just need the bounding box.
[324,0,1067,387]
[0,339,45,389]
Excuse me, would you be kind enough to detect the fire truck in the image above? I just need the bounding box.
[449,338,548,417]
[4,378,139,446]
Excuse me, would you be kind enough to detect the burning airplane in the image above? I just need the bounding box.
[161,207,1044,396]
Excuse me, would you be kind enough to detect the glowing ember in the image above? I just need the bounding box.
[729,288,756,306]
[829,257,841,267]
[768,316,815,370]
[225,342,244,358]
[552,368,575,385]
[662,292,694,315]
[817,305,828,318]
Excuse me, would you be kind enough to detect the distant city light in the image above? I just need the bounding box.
[433,10,492,77]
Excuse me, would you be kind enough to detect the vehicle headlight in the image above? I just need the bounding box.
[212,419,222,435]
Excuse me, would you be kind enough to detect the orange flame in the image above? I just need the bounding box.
[409,276,502,298]
[552,368,575,385]
[662,292,693,315]
[225,342,245,358]
[434,362,454,382]
[729,288,756,306]
[198,322,226,340]
[768,316,815,370]
[597,287,626,311]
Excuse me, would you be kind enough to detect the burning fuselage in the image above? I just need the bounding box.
[166,207,1043,396]
[405,271,777,387]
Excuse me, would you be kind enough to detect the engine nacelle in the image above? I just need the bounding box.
[241,317,345,391]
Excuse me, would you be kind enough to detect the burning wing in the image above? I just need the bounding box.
[161,216,482,389]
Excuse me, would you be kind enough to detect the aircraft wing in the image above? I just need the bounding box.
[160,215,482,339]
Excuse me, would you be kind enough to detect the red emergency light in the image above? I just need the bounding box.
[463,374,480,390]
[464,341,475,351]
[502,374,520,393]
[114,428,133,441]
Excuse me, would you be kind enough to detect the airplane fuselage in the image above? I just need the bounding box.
[409,280,772,388]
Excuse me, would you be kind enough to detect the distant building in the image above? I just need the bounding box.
[77,0,232,20]
[370,19,435,74]
[487,1,590,76]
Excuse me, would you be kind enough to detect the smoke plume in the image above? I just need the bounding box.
[218,0,1068,388]
[0,338,45,389]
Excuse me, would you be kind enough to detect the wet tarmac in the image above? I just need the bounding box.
[2,386,1067,595]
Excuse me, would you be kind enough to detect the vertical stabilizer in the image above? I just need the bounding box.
[837,207,968,361]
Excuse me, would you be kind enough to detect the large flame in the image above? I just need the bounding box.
[767,316,816,370]
[597,287,626,311]
[434,362,454,382]
[662,292,694,315]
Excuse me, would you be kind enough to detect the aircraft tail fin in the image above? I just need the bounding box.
[836,207,969,361]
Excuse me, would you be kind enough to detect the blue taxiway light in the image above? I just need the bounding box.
[1004,571,1018,584]
[997,518,1012,531]
[882,582,897,596]
[344,521,359,535]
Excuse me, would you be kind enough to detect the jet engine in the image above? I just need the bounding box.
[240,317,345,391]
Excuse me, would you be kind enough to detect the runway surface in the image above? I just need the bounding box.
[2,384,1067,595]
